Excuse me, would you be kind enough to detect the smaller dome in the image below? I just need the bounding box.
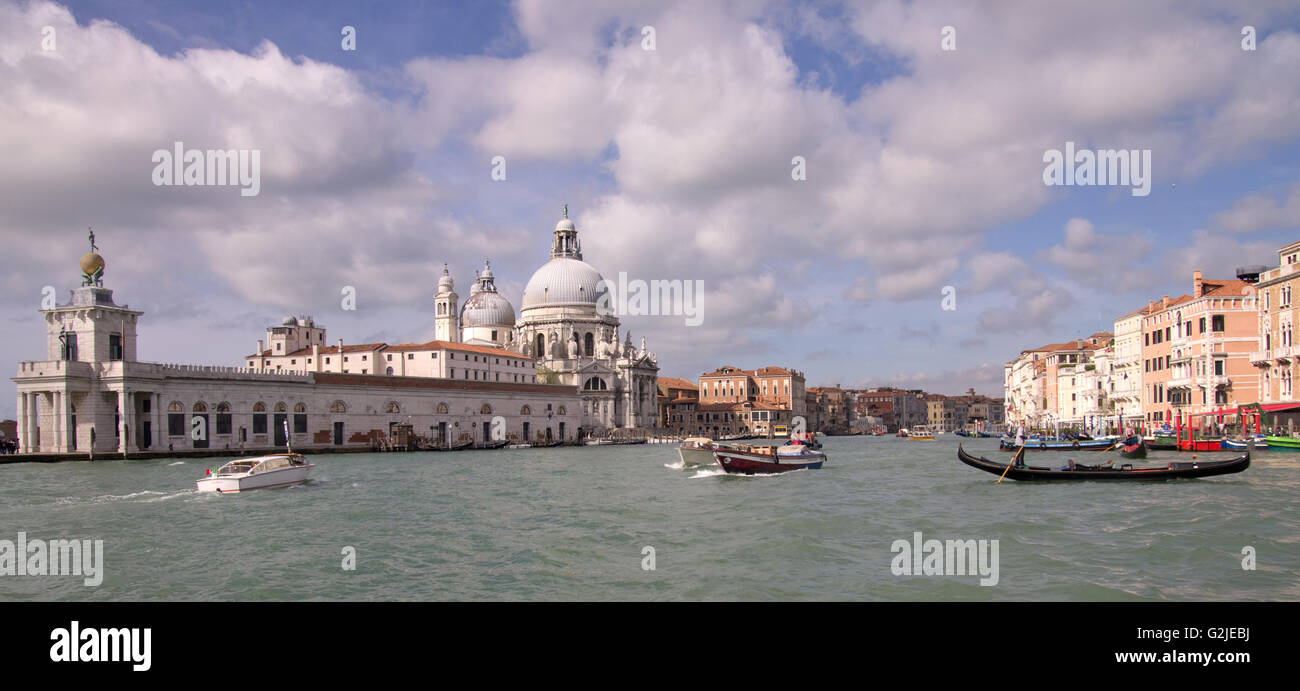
[282,315,298,326]
[437,264,454,291]
[555,217,575,232]
[80,252,104,276]
[461,291,516,328]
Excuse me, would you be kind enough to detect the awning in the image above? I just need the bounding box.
[1187,403,1300,417]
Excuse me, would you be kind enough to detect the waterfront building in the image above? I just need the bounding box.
[855,389,895,430]
[1003,334,1109,429]
[656,376,699,433]
[1251,243,1300,422]
[694,365,806,436]
[1110,305,1149,429]
[805,387,854,434]
[1141,272,1260,427]
[11,234,596,454]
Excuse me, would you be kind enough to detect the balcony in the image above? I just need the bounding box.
[1209,374,1230,388]
[1275,346,1295,363]
[1166,377,1193,390]
[1252,350,1272,365]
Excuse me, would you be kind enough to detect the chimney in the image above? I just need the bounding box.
[312,344,320,372]
[1193,270,1204,298]
[257,339,263,355]
[1148,300,1156,313]
[1162,295,1169,310]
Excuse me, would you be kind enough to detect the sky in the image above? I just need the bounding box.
[3,0,1300,419]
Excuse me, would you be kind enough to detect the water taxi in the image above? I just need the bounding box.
[676,437,717,466]
[196,453,313,493]
[907,426,935,441]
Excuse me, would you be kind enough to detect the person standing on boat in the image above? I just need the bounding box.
[1015,425,1025,446]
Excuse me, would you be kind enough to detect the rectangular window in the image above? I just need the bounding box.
[109,333,123,360]
[408,353,414,360]
[168,413,184,436]
[294,414,307,434]
[1214,359,1225,376]
[216,414,232,435]
[1199,317,1206,333]
[1211,315,1225,332]
[253,414,267,435]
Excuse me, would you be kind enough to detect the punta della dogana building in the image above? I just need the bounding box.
[12,210,659,454]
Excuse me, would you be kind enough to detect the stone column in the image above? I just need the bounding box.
[119,389,129,453]
[154,393,162,450]
[17,392,28,454]
[53,391,63,452]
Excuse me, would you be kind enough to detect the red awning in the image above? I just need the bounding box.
[1187,403,1300,417]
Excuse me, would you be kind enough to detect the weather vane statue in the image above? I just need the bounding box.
[81,226,105,287]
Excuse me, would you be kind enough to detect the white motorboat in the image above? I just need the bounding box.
[196,453,313,493]
[676,437,717,466]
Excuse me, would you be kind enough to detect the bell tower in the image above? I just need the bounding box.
[434,263,459,342]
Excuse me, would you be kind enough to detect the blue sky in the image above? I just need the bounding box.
[3,0,1300,418]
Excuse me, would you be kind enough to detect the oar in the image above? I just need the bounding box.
[996,444,1025,484]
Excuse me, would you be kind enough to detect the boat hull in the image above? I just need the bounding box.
[958,445,1248,481]
[1223,438,1268,450]
[1119,436,1147,459]
[1262,436,1300,450]
[1000,438,1115,451]
[713,446,825,475]
[677,444,715,466]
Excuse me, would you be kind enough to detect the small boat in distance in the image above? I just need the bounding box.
[1223,437,1268,450]
[196,454,313,493]
[1000,437,1115,451]
[907,426,935,441]
[714,443,826,475]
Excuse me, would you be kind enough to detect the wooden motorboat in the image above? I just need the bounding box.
[676,437,716,466]
[713,443,825,475]
[1223,437,1268,450]
[958,444,1249,481]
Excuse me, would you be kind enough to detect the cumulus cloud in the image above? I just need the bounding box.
[1213,181,1300,233]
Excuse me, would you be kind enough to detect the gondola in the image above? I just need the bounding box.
[431,439,475,452]
[1119,435,1147,459]
[958,444,1249,481]
[474,440,510,450]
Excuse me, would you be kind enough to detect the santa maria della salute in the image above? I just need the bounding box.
[11,208,659,455]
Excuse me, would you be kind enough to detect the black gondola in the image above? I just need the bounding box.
[957,444,1249,481]
[1119,435,1147,459]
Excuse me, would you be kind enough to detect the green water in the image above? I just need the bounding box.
[0,436,1295,601]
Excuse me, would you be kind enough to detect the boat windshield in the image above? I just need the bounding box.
[218,461,258,475]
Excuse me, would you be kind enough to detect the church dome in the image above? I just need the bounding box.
[461,291,516,328]
[555,217,576,232]
[522,258,607,309]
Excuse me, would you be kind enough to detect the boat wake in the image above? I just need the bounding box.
[663,460,687,470]
[689,468,727,478]
[168,461,185,466]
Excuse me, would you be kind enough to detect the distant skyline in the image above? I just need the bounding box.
[4,0,1300,418]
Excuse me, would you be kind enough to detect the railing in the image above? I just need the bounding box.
[1251,350,1271,364]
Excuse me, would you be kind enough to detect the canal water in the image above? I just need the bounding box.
[0,436,1295,600]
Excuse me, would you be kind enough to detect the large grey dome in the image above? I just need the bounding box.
[461,291,516,327]
[522,257,606,309]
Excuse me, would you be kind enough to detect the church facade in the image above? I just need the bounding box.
[435,207,661,434]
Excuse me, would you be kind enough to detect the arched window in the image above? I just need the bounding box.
[520,405,531,415]
[274,402,287,413]
[253,402,266,413]
[294,402,306,413]
[386,367,394,375]
[436,402,448,414]
[216,402,231,413]
[535,333,545,357]
[386,401,400,414]
[584,332,594,357]
[192,402,207,413]
[168,401,183,412]
[480,403,493,415]
[330,400,347,413]
[583,376,608,391]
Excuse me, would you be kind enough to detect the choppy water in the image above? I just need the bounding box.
[1,436,1296,601]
